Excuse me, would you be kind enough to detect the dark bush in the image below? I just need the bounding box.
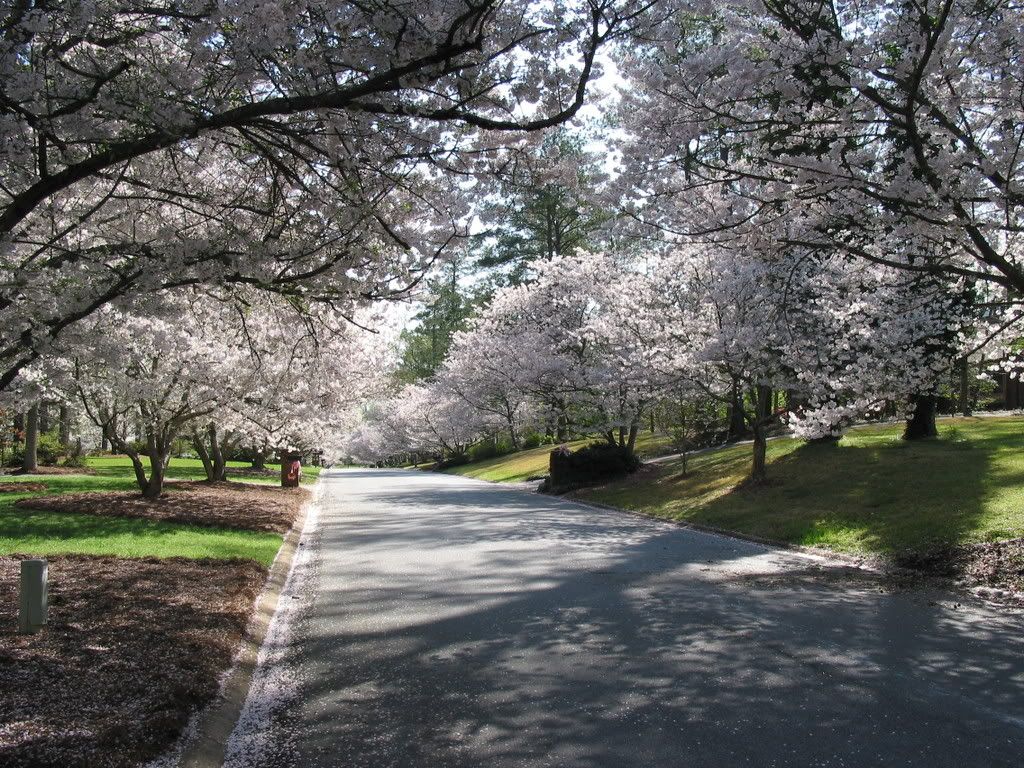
[522,433,543,449]
[62,451,87,468]
[434,454,470,471]
[468,440,500,462]
[8,431,64,467]
[127,439,151,457]
[469,438,515,462]
[547,442,640,492]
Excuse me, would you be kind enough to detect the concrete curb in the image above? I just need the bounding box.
[175,481,320,768]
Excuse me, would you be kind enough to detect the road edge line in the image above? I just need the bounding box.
[175,479,321,768]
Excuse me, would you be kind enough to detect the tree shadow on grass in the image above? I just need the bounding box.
[687,434,1018,554]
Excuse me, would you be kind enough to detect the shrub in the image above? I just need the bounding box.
[225,445,259,462]
[522,433,543,449]
[8,431,64,467]
[547,442,640,492]
[127,439,152,457]
[469,440,500,462]
[468,438,516,462]
[62,452,87,468]
[434,454,469,471]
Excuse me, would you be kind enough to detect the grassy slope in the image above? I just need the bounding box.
[443,431,676,483]
[0,456,319,565]
[575,416,1024,555]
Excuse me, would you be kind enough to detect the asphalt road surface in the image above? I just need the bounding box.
[245,468,1024,767]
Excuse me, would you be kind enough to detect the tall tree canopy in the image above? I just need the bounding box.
[474,131,610,285]
[0,0,655,391]
[619,0,1024,293]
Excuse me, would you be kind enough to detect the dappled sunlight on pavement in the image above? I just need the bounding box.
[244,468,1024,768]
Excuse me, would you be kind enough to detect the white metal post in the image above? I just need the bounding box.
[19,558,48,634]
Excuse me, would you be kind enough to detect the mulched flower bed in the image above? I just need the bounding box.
[5,466,96,476]
[0,483,46,493]
[16,481,309,534]
[225,466,280,479]
[0,554,266,768]
[893,538,1024,597]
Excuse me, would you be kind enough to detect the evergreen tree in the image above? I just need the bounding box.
[475,131,609,286]
[395,259,480,383]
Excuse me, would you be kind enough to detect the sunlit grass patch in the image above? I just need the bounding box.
[576,416,1024,555]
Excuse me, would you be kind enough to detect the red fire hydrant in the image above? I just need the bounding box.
[280,452,302,488]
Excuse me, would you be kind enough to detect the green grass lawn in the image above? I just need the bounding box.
[575,416,1024,556]
[0,455,321,565]
[84,455,322,485]
[442,430,676,483]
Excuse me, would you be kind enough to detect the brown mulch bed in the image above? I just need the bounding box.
[16,481,309,534]
[0,554,266,768]
[5,466,96,476]
[892,538,1024,597]
[0,483,46,493]
[226,466,280,479]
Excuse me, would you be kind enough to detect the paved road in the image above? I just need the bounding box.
[245,468,1024,767]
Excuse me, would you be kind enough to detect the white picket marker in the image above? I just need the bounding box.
[19,558,48,634]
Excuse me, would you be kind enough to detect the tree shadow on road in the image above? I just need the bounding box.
[268,470,1024,768]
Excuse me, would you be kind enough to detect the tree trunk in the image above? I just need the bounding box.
[142,430,167,499]
[506,413,520,450]
[785,388,805,415]
[727,381,747,441]
[22,404,39,473]
[957,357,972,417]
[192,431,215,481]
[106,421,149,493]
[903,393,939,440]
[748,385,773,484]
[59,404,71,446]
[252,447,266,470]
[144,452,166,499]
[209,424,227,482]
[556,409,569,442]
[128,453,149,491]
[750,424,768,484]
[626,422,640,453]
[38,402,51,434]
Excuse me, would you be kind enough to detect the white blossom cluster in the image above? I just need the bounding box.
[345,240,984,465]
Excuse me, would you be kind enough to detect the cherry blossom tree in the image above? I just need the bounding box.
[24,286,389,494]
[218,304,395,467]
[618,0,1024,295]
[419,251,674,453]
[53,294,250,497]
[651,235,979,481]
[1,0,658,391]
[437,319,545,450]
